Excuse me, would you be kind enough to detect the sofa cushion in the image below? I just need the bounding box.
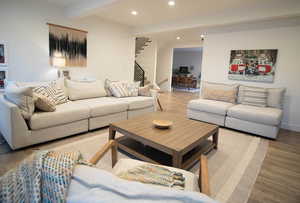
[73,97,128,117]
[187,99,235,116]
[239,86,268,107]
[29,102,90,130]
[116,96,154,110]
[201,81,238,103]
[267,88,286,108]
[227,104,283,126]
[66,80,107,101]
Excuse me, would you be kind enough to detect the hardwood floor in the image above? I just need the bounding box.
[0,91,299,203]
[247,130,300,203]
[160,91,300,203]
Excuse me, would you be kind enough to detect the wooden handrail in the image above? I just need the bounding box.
[157,78,168,86]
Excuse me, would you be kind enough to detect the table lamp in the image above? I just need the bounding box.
[52,56,66,78]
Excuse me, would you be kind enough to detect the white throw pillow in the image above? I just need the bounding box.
[267,88,286,109]
[66,80,107,100]
[4,83,35,119]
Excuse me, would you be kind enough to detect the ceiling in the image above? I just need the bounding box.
[93,0,247,27]
[46,0,82,7]
[84,0,300,30]
[46,0,300,43]
[147,14,300,45]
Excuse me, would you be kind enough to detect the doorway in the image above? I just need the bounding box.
[171,47,203,92]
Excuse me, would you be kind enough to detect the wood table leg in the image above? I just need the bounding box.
[212,128,219,150]
[109,125,116,140]
[109,125,118,167]
[111,141,118,167]
[172,152,183,169]
[157,98,163,111]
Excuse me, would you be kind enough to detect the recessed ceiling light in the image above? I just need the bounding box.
[131,10,138,15]
[168,1,175,6]
[176,36,181,40]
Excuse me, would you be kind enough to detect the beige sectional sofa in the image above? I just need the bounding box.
[0,81,156,150]
[187,82,285,139]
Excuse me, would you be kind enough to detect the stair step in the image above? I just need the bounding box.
[135,37,152,56]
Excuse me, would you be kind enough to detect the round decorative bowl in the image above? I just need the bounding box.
[153,120,173,129]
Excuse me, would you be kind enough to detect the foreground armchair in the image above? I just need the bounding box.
[0,140,216,202]
[89,140,211,196]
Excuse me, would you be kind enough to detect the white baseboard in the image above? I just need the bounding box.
[281,122,300,132]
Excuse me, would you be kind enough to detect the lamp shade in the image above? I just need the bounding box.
[52,56,66,68]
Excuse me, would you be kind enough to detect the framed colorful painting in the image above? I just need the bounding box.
[0,42,8,67]
[228,49,278,83]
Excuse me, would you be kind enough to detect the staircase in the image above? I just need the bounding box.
[134,61,145,86]
[135,37,151,57]
[134,37,152,86]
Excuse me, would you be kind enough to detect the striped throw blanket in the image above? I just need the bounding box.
[0,151,81,203]
[117,164,186,190]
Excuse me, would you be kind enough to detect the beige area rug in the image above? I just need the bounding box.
[45,128,268,203]
[0,128,268,203]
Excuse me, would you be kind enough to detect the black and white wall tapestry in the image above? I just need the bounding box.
[48,23,87,67]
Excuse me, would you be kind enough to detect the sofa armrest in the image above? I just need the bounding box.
[0,95,30,149]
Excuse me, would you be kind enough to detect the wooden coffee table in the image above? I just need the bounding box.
[109,112,219,169]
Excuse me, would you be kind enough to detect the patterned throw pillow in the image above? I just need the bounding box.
[241,86,268,107]
[127,81,140,97]
[104,79,113,96]
[109,82,130,98]
[109,81,141,98]
[35,94,56,112]
[33,82,68,105]
[50,82,68,105]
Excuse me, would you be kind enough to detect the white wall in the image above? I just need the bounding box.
[201,26,300,132]
[156,46,173,91]
[135,40,157,83]
[156,41,203,91]
[0,0,135,82]
[172,50,202,79]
